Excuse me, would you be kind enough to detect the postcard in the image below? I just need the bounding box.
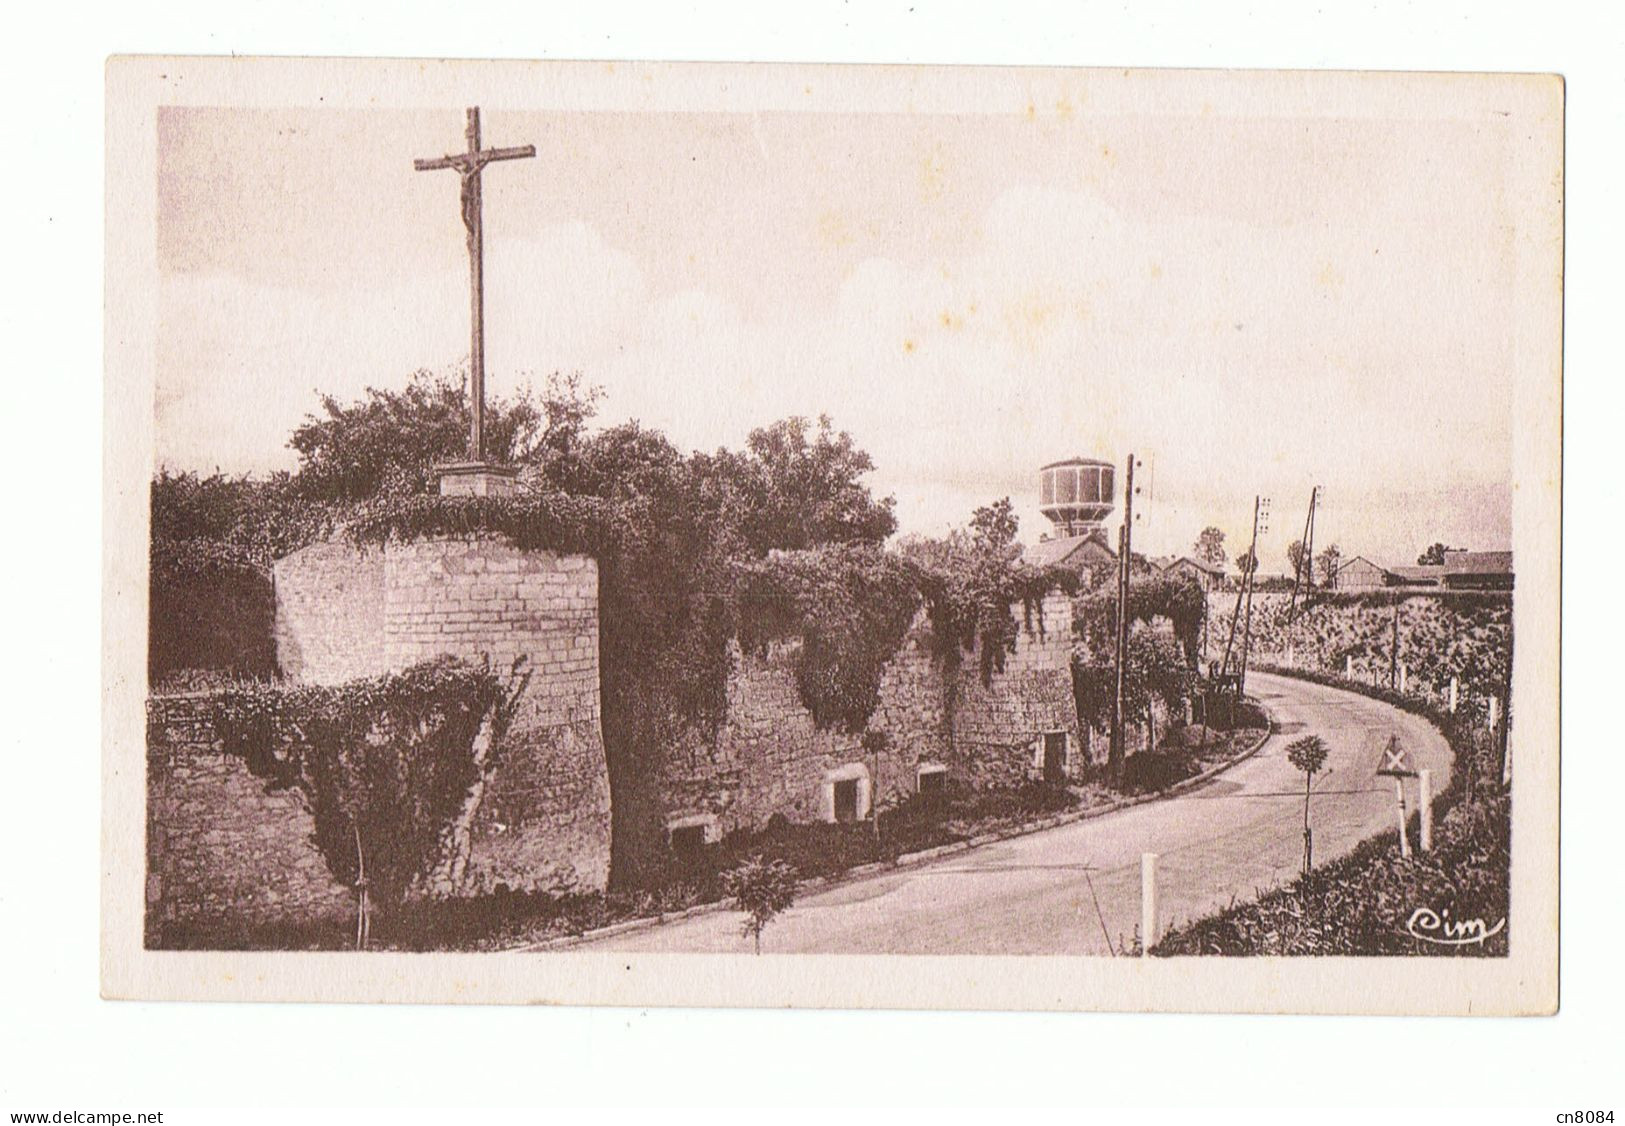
[104,56,1561,1012]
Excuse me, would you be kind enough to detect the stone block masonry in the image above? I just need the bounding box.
[649,592,1088,849]
[146,534,612,938]
[146,694,352,939]
[949,591,1087,788]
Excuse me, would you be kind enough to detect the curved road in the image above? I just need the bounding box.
[573,672,1451,955]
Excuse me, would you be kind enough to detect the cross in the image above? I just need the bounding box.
[415,107,535,463]
[1377,736,1416,777]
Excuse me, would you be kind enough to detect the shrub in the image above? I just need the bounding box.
[721,856,800,953]
[734,545,922,732]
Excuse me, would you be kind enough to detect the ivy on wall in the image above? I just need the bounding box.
[1073,570,1207,666]
[917,560,1082,684]
[344,492,623,559]
[208,657,529,912]
[734,545,923,734]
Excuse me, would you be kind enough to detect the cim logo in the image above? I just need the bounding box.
[1405,906,1506,946]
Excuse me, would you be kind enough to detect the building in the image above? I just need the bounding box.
[1155,555,1227,592]
[1332,555,1390,592]
[1027,527,1117,585]
[1442,550,1514,591]
[1385,564,1444,588]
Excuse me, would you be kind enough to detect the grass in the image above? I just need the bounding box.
[1151,664,1510,957]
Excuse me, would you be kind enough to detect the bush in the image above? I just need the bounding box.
[722,856,800,953]
[1118,749,1201,794]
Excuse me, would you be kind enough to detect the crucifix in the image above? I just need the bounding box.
[415,107,535,463]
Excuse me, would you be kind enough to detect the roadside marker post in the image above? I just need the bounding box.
[1449,677,1459,713]
[1377,736,1417,860]
[1345,655,1353,677]
[1488,695,1500,732]
[1141,852,1158,957]
[1418,769,1433,852]
[1399,663,1408,694]
[1393,778,1412,858]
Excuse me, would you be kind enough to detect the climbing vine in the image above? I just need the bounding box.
[208,657,529,913]
[734,545,923,733]
[1072,570,1206,666]
[916,560,1082,684]
[344,491,623,558]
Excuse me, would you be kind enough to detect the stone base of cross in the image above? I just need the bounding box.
[437,461,521,498]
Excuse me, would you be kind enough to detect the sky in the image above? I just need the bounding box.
[155,103,1515,569]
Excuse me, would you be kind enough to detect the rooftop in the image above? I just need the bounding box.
[1443,550,1514,576]
[1024,529,1115,568]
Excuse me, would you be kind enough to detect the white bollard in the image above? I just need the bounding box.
[1399,663,1408,694]
[1345,655,1354,677]
[1418,769,1433,852]
[1488,695,1500,732]
[1449,678,1458,713]
[1393,777,1412,859]
[1141,852,1158,957]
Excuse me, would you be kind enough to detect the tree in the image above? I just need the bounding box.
[1286,735,1330,874]
[1316,544,1343,588]
[1236,547,1259,577]
[722,856,799,953]
[969,496,1020,557]
[1286,539,1309,583]
[286,368,599,502]
[700,414,898,555]
[1195,526,1227,568]
[1417,542,1457,566]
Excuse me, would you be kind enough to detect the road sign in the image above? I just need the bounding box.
[1376,735,1418,778]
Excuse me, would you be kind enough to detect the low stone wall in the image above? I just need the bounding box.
[145,694,351,940]
[646,593,1089,850]
[147,535,616,938]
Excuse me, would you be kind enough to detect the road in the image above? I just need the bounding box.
[571,672,1451,955]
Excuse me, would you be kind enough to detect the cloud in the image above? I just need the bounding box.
[158,179,1513,564]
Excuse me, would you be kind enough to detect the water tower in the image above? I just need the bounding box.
[1039,457,1116,539]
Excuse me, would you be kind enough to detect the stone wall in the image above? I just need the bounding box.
[373,539,609,895]
[272,541,384,685]
[147,535,614,937]
[145,694,351,941]
[645,593,1086,848]
[948,590,1089,787]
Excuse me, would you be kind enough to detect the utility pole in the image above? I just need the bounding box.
[1237,496,1268,693]
[1288,485,1319,620]
[1221,495,1264,679]
[1109,452,1137,783]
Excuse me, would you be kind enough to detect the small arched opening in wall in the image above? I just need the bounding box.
[820,762,872,824]
[916,761,949,797]
[663,812,720,858]
[1030,729,1073,784]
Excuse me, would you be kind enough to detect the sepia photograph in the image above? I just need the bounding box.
[102,56,1562,1013]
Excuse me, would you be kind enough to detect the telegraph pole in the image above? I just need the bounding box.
[1288,485,1319,620]
[1237,496,1268,693]
[1109,452,1137,783]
